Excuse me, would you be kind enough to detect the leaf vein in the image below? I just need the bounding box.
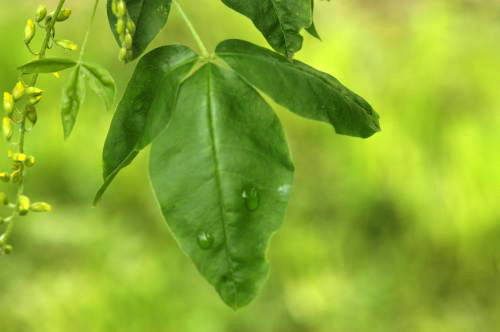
[269,0,291,55]
[205,65,238,301]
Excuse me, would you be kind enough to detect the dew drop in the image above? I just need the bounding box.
[277,184,291,197]
[242,186,260,211]
[197,231,213,250]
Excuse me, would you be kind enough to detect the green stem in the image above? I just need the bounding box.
[2,0,67,250]
[79,0,100,62]
[20,0,66,178]
[21,0,67,154]
[174,0,209,57]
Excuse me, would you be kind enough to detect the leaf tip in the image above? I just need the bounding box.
[92,195,101,207]
[93,183,108,206]
[62,127,73,141]
[216,274,259,310]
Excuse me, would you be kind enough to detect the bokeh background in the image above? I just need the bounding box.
[1,0,499,331]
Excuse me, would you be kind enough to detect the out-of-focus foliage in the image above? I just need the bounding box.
[0,0,499,331]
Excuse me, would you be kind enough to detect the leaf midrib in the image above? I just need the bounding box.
[205,65,237,301]
[217,51,353,100]
[219,49,379,136]
[268,0,291,55]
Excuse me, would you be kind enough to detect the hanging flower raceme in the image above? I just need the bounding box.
[111,0,136,62]
[0,2,71,255]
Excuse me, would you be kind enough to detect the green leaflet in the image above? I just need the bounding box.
[60,62,115,139]
[18,58,77,74]
[61,65,86,139]
[149,63,294,309]
[107,0,172,61]
[221,0,312,57]
[94,45,198,204]
[306,0,321,40]
[216,39,381,138]
[81,62,116,112]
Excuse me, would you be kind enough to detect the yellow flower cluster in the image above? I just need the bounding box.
[0,3,67,255]
[111,0,136,62]
[25,5,77,53]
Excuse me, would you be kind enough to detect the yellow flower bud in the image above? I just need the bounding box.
[26,87,43,96]
[26,105,37,125]
[52,72,61,79]
[12,153,27,162]
[0,172,10,183]
[29,95,42,105]
[117,1,127,17]
[30,202,52,213]
[116,18,126,35]
[124,33,133,50]
[24,19,36,44]
[111,0,119,16]
[127,19,136,35]
[36,5,47,22]
[25,155,36,167]
[55,39,78,51]
[0,192,8,205]
[118,47,128,62]
[2,116,12,141]
[18,195,30,216]
[3,92,14,115]
[56,8,72,22]
[12,81,25,101]
[10,170,22,184]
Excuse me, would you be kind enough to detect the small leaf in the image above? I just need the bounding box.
[306,23,321,40]
[61,65,86,139]
[216,39,381,138]
[81,62,116,112]
[221,0,312,57]
[18,58,77,74]
[107,0,172,61]
[149,63,294,309]
[94,45,198,204]
[306,0,321,40]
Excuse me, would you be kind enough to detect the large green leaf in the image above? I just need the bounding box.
[81,62,116,112]
[61,65,86,139]
[149,63,294,309]
[216,39,381,138]
[221,0,312,57]
[18,58,77,74]
[94,45,198,204]
[107,0,172,61]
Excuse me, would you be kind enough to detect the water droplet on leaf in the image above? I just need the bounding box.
[277,184,291,197]
[197,231,213,250]
[242,186,260,211]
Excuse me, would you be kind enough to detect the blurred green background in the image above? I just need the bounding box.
[1,0,499,331]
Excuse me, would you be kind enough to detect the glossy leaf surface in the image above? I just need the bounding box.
[81,62,116,112]
[95,45,198,203]
[61,65,86,139]
[221,0,312,57]
[216,39,381,138]
[18,58,77,74]
[107,0,172,61]
[149,63,294,308]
